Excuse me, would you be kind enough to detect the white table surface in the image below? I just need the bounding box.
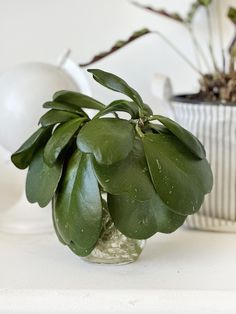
[0,227,236,314]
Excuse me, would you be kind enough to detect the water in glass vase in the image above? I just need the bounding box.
[82,198,146,265]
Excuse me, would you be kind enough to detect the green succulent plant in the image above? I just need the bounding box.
[11,69,213,257]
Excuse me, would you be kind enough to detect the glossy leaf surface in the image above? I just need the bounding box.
[148,123,170,134]
[43,101,86,116]
[88,69,144,108]
[53,151,102,256]
[44,118,85,167]
[108,190,186,239]
[143,133,213,215]
[68,240,95,257]
[77,118,135,165]
[53,90,105,111]
[26,148,62,207]
[94,100,139,119]
[52,198,66,245]
[93,139,153,201]
[153,115,206,159]
[11,126,52,169]
[39,109,79,127]
[143,103,153,116]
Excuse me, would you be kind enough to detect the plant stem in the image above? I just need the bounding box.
[229,29,236,73]
[206,6,219,72]
[187,25,211,72]
[147,115,161,122]
[152,30,203,76]
[187,25,202,72]
[217,0,225,72]
[135,124,144,138]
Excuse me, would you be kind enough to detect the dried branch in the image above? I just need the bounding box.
[80,27,202,75]
[131,1,185,23]
[79,29,150,67]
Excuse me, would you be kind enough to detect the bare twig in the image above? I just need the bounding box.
[80,28,203,76]
[79,29,150,67]
[131,1,184,23]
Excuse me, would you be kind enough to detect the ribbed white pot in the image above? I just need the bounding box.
[171,97,236,232]
[152,74,236,232]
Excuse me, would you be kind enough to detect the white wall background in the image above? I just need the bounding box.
[0,0,235,111]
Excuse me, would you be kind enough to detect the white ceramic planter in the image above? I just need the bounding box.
[152,74,236,232]
[0,51,91,233]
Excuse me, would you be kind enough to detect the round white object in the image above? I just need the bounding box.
[0,54,91,233]
[0,62,80,152]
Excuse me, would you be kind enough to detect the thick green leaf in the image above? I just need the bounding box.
[94,100,153,119]
[53,90,105,111]
[53,151,102,256]
[52,197,67,245]
[39,109,79,127]
[68,240,95,257]
[53,150,83,245]
[93,139,153,201]
[143,103,153,116]
[108,191,186,239]
[153,115,206,159]
[43,101,87,116]
[94,100,140,119]
[11,126,53,169]
[143,133,213,215]
[26,148,63,207]
[44,118,86,167]
[148,123,170,134]
[88,69,144,109]
[77,118,135,165]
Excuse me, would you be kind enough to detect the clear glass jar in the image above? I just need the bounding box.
[82,197,146,265]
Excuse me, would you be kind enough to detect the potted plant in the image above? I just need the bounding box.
[11,69,212,264]
[80,1,236,232]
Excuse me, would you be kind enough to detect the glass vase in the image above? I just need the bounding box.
[82,199,145,265]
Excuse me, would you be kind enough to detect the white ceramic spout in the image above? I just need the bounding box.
[57,49,91,96]
[151,73,174,119]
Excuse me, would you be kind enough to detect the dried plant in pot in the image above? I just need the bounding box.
[11,69,212,264]
[80,1,236,232]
